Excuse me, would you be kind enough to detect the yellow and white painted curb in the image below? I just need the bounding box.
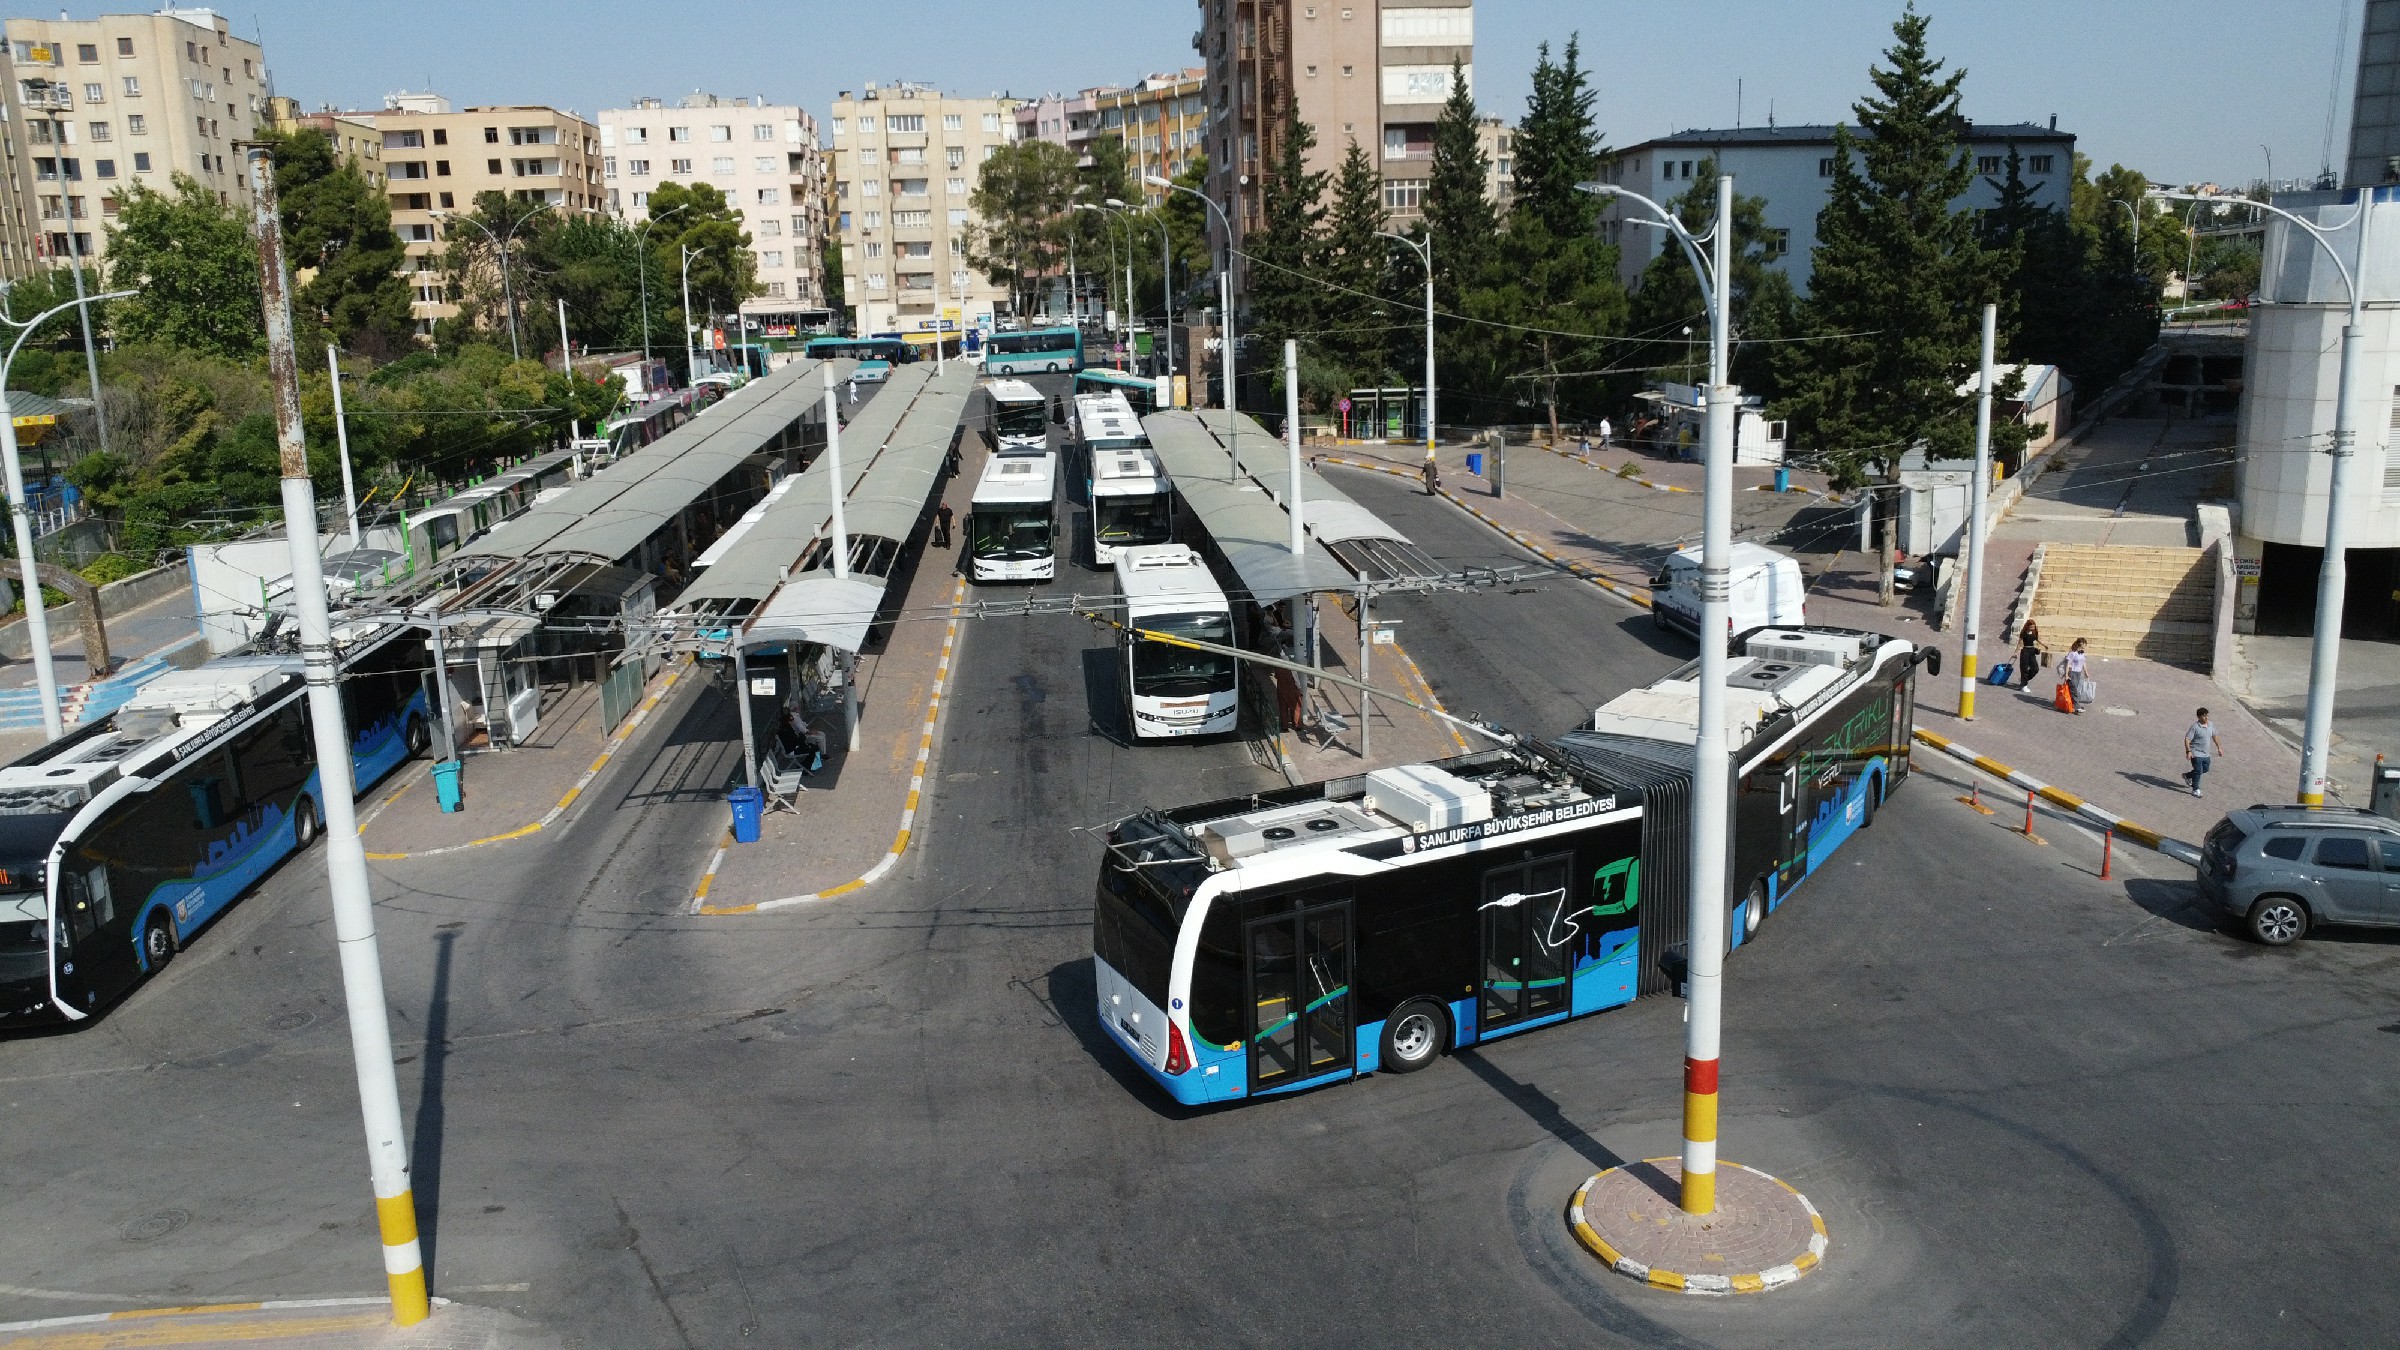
[1568,1161,1827,1296]
[362,665,688,861]
[693,580,965,915]
[0,1295,439,1339]
[1913,728,2202,865]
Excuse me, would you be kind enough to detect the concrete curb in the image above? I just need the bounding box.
[1312,455,1656,611]
[0,1295,431,1335]
[1568,1161,1828,1296]
[1912,727,2204,865]
[694,579,965,915]
[361,663,688,862]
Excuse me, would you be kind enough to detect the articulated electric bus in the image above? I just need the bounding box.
[968,451,1059,583]
[1092,626,1933,1104]
[986,378,1052,454]
[0,627,433,1029]
[1113,545,1237,740]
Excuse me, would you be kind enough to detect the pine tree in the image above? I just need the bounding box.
[1772,5,2001,601]
[1246,110,1329,368]
[1422,57,1494,311]
[1510,37,1601,241]
[1316,136,1394,388]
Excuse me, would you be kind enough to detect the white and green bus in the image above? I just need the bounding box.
[984,327,1085,376]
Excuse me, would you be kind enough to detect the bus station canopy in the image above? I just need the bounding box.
[1140,410,1354,605]
[1187,409,1448,586]
[460,356,850,564]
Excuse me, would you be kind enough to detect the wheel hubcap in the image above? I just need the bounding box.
[1392,1013,1435,1061]
[2261,906,2301,941]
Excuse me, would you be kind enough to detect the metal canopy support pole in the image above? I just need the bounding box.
[426,607,456,761]
[824,364,850,580]
[2301,193,2375,804]
[681,246,700,386]
[327,344,361,550]
[1160,215,1176,401]
[1222,264,1238,477]
[1961,305,1996,720]
[1069,233,1079,329]
[1286,339,1309,695]
[246,143,429,1328]
[556,298,580,442]
[841,650,860,752]
[1358,587,1372,759]
[732,643,760,791]
[1681,172,1739,1219]
[1423,231,1435,461]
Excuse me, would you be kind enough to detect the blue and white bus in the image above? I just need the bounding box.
[0,627,433,1029]
[983,327,1084,375]
[1075,367,1169,415]
[1092,627,1932,1104]
[805,335,915,382]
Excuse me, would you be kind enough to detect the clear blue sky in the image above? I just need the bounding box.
[244,0,2352,188]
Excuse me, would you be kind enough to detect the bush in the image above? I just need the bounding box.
[77,553,148,586]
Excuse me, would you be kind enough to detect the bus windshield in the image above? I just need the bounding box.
[0,890,47,986]
[1095,496,1171,547]
[1131,611,1235,698]
[970,505,1053,560]
[995,401,1049,444]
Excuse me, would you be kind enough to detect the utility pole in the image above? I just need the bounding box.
[1377,229,1436,462]
[556,298,580,442]
[244,142,429,1328]
[1284,337,1309,686]
[327,345,361,550]
[822,363,860,752]
[681,244,701,387]
[1960,305,1996,720]
[1068,232,1079,331]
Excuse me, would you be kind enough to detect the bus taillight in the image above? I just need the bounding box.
[1165,1021,1193,1075]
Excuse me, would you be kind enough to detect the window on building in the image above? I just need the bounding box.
[758,218,781,236]
[896,146,924,165]
[626,126,648,144]
[1767,228,1790,258]
[861,146,883,165]
[483,127,499,143]
[751,155,774,173]
[76,43,97,63]
[121,75,140,98]
[864,210,882,227]
[857,115,876,133]
[863,178,881,196]
[668,126,690,143]
[757,187,780,204]
[431,129,447,146]
[435,160,450,175]
[95,158,115,179]
[943,114,962,131]
[1382,179,1425,212]
[836,211,850,231]
[131,151,149,171]
[487,158,502,174]
[88,121,109,141]
[982,113,1001,132]
[712,156,734,174]
[116,37,133,56]
[761,250,784,268]
[2029,154,2055,175]
[1976,154,2003,174]
[830,118,845,137]
[708,124,730,141]
[407,222,433,242]
[946,146,964,168]
[438,191,453,207]
[766,280,787,297]
[864,241,883,258]
[665,157,687,174]
[83,83,103,103]
[894,209,929,227]
[946,176,967,195]
[604,156,617,177]
[33,158,55,182]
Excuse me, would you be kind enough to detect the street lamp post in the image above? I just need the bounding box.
[681,243,703,385]
[2154,186,2374,805]
[1104,198,1138,370]
[1126,201,1176,401]
[1580,174,1737,1217]
[2113,198,2141,255]
[1148,173,1239,472]
[0,286,135,740]
[633,203,688,368]
[1377,230,1436,463]
[433,201,554,360]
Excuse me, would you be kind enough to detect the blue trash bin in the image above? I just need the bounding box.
[728,786,764,844]
[430,759,463,814]
[1775,466,1791,493]
[1466,452,1484,477]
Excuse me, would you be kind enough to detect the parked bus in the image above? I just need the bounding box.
[967,451,1059,583]
[405,448,580,568]
[1081,395,1171,568]
[983,326,1084,376]
[985,378,1052,454]
[0,627,435,1029]
[1091,626,1933,1104]
[1112,545,1238,741]
[804,335,914,382]
[602,393,692,457]
[1075,367,1169,415]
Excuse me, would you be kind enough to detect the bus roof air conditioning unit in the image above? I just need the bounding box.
[1363,764,1492,832]
[1745,631,1862,668]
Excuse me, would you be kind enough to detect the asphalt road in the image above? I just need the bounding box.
[6,427,2400,1346]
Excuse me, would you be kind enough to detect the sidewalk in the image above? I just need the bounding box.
[1271,604,1474,780]
[0,587,206,758]
[692,452,978,915]
[0,1297,558,1348]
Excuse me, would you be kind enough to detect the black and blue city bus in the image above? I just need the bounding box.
[0,626,432,1029]
[1092,627,1932,1105]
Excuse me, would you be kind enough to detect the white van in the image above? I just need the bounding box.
[1651,542,1806,648]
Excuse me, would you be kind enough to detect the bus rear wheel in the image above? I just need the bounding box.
[1741,879,1767,943]
[294,797,320,849]
[404,714,431,759]
[141,912,176,972]
[1380,999,1449,1073]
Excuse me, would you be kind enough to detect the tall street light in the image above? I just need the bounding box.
[1377,230,1435,463]
[1078,201,1135,368]
[433,200,555,360]
[25,79,110,463]
[2155,185,2372,805]
[1103,198,1138,369]
[1147,173,1240,476]
[0,286,134,739]
[1122,197,1177,401]
[681,243,704,385]
[1580,174,1737,1217]
[633,202,688,368]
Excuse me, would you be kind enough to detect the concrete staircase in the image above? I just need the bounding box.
[2029,544,2214,669]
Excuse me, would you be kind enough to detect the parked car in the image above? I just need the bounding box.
[2197,805,2400,944]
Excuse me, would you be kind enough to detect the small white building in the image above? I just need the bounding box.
[1634,382,1785,465]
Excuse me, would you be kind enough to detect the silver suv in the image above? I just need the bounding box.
[2198,806,2400,944]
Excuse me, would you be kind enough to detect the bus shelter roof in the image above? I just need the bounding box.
[459,357,849,563]
[840,365,972,544]
[1141,410,1354,605]
[1186,409,1447,585]
[667,363,945,612]
[741,573,886,657]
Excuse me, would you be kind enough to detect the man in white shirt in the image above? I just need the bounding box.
[2184,708,2223,798]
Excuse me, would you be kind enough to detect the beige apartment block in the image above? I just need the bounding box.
[1095,70,1206,208]
[1197,0,1472,293]
[357,92,602,335]
[264,94,383,187]
[599,93,830,329]
[828,82,1020,335]
[1,7,267,276]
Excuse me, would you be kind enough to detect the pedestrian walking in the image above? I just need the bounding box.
[1598,416,1613,449]
[1422,458,1441,497]
[846,377,859,405]
[2057,638,2092,715]
[2016,619,2048,690]
[2183,708,2223,798]
[933,501,954,549]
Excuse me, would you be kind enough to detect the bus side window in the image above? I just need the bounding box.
[79,866,113,928]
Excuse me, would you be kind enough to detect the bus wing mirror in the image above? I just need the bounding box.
[1920,647,1942,677]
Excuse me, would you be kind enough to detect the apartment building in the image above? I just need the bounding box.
[1095,70,1206,207]
[358,92,602,335]
[1,7,267,274]
[1014,88,1108,163]
[1197,0,1473,296]
[828,82,1019,335]
[264,95,382,187]
[1476,114,1511,210]
[599,93,830,329]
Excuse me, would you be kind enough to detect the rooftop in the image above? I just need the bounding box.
[1624,120,2071,151]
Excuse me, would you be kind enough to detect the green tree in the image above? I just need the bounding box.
[1625,158,1800,398]
[820,233,845,330]
[1772,5,2008,600]
[431,191,555,353]
[646,181,758,355]
[267,127,414,359]
[1080,133,1138,210]
[968,138,1080,319]
[1316,136,1395,388]
[103,175,263,360]
[1246,110,1329,373]
[1159,151,1215,305]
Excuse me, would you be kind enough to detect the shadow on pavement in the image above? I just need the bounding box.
[1453,1047,1626,1175]
[2121,877,2223,935]
[1079,646,1129,746]
[412,928,455,1283]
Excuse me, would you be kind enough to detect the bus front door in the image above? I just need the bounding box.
[1246,903,1352,1092]
[1479,855,1573,1035]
